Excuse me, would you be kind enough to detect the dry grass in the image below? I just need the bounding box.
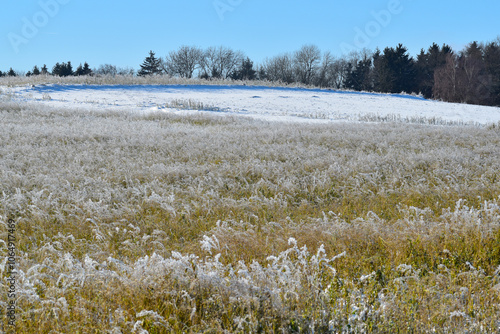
[0,99,500,333]
[0,74,314,89]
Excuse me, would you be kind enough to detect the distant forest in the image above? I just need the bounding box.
[2,37,500,107]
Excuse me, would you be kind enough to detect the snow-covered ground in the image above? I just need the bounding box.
[4,84,500,124]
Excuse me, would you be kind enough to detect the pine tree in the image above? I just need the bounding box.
[345,58,372,91]
[230,57,256,80]
[52,62,74,77]
[372,44,416,93]
[75,64,84,76]
[41,64,49,75]
[416,43,452,98]
[484,41,500,106]
[52,63,62,76]
[65,61,74,76]
[32,65,41,76]
[82,62,92,75]
[75,62,92,76]
[7,68,17,77]
[138,50,162,76]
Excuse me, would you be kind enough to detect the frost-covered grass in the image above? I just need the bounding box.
[1,100,500,332]
[7,82,500,126]
[0,74,306,89]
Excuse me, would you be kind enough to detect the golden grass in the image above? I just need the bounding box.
[1,101,500,332]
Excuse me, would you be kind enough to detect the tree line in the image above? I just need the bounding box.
[2,38,499,106]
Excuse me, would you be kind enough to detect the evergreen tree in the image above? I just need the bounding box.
[52,63,62,76]
[7,68,17,77]
[0,70,3,77]
[65,61,74,76]
[75,62,92,76]
[344,57,372,91]
[32,65,41,76]
[483,41,500,106]
[52,62,74,77]
[41,64,49,75]
[416,43,452,98]
[138,50,162,76]
[372,44,416,93]
[230,57,256,80]
[82,62,92,75]
[75,64,84,76]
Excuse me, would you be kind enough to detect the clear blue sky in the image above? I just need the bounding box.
[1,0,499,72]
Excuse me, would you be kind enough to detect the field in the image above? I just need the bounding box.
[1,79,500,333]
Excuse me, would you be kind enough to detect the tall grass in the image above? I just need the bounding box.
[1,101,500,332]
[0,74,314,89]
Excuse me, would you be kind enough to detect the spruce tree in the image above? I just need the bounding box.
[138,50,162,76]
[52,63,62,76]
[416,43,452,98]
[230,57,256,80]
[372,44,416,93]
[345,58,372,91]
[75,62,92,76]
[82,62,92,75]
[32,65,40,76]
[484,41,500,106]
[53,62,74,77]
[239,57,256,80]
[7,68,17,77]
[75,64,84,76]
[65,61,74,76]
[41,64,49,75]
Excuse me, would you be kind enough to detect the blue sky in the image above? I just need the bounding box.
[1,0,499,72]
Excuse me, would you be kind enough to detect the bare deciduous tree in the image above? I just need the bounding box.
[330,58,351,89]
[165,46,203,78]
[200,46,244,79]
[293,44,321,85]
[460,42,490,104]
[316,51,334,87]
[95,64,118,76]
[434,43,491,105]
[434,53,460,102]
[262,53,294,84]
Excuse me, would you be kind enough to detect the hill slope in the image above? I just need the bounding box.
[6,84,500,125]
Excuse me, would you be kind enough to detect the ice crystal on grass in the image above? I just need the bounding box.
[200,234,220,255]
[2,100,500,332]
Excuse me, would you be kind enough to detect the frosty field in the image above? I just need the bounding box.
[6,83,500,124]
[1,82,500,333]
